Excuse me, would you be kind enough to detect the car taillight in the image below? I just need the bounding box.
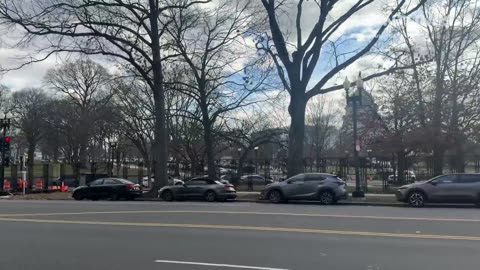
[127,184,134,190]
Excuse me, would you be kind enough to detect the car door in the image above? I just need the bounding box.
[183,179,208,198]
[87,179,104,199]
[102,179,123,199]
[458,174,480,202]
[252,176,266,185]
[427,175,462,202]
[298,174,325,199]
[282,174,306,199]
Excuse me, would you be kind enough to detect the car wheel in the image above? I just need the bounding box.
[268,190,283,204]
[110,193,119,201]
[73,192,83,201]
[407,191,426,207]
[161,190,174,201]
[205,190,217,202]
[318,190,335,205]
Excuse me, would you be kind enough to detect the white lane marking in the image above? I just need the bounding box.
[154,260,290,270]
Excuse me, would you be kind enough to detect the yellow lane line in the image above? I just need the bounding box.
[0,210,479,223]
[0,217,479,241]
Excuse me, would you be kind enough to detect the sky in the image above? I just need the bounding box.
[0,0,424,110]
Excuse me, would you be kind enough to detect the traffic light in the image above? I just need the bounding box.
[0,136,10,152]
[3,136,10,152]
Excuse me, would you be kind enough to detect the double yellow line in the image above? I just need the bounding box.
[1,216,479,241]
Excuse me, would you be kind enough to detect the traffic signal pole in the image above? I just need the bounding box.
[0,115,11,192]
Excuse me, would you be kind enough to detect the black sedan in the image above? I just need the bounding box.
[72,178,142,201]
[158,177,237,202]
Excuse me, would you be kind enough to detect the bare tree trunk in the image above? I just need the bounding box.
[454,141,465,173]
[203,123,216,178]
[174,158,180,176]
[27,143,35,188]
[149,0,168,195]
[287,95,306,177]
[397,151,406,185]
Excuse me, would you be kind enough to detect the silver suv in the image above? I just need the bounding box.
[260,173,348,204]
[396,174,480,207]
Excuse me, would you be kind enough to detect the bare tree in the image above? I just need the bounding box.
[0,85,10,113]
[45,59,113,168]
[256,0,426,176]
[10,88,49,185]
[114,77,155,182]
[0,0,208,193]
[166,0,272,177]
[220,111,285,177]
[305,97,338,171]
[389,0,480,174]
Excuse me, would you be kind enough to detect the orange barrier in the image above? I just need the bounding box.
[17,180,29,190]
[61,182,69,192]
[35,179,44,191]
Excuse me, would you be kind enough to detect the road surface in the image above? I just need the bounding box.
[0,200,479,270]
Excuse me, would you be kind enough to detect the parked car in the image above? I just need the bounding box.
[158,176,237,202]
[260,173,348,204]
[395,173,480,207]
[388,170,416,184]
[142,176,184,188]
[240,175,274,185]
[72,178,142,201]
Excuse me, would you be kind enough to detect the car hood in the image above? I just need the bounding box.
[159,185,180,191]
[264,182,285,189]
[73,185,88,191]
[398,182,425,189]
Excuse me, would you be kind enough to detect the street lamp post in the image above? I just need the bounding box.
[0,113,11,191]
[254,146,259,175]
[344,73,365,198]
[108,141,117,177]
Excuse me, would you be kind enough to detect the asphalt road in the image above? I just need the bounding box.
[0,200,479,270]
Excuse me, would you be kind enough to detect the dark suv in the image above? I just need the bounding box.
[396,174,480,207]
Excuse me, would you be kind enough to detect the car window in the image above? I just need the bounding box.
[187,179,207,185]
[431,175,458,184]
[103,179,121,185]
[89,179,104,186]
[460,175,480,183]
[287,174,305,183]
[115,178,134,184]
[304,174,325,182]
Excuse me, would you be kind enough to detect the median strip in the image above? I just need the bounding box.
[0,217,479,241]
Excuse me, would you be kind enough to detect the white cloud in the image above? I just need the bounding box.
[0,48,58,91]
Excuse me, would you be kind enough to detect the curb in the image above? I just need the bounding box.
[134,197,404,206]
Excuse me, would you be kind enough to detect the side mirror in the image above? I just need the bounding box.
[430,181,437,186]
[182,184,187,187]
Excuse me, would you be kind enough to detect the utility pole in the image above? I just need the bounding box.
[344,73,365,198]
